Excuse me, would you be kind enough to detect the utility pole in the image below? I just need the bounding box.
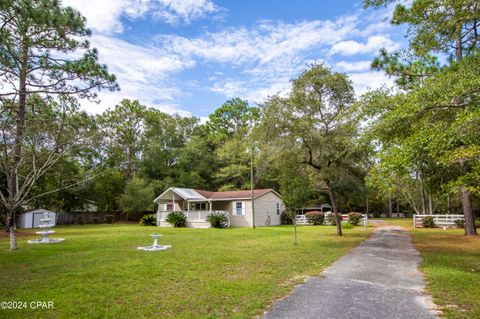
[250,145,255,229]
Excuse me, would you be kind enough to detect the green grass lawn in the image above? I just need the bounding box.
[380,218,480,319]
[0,224,372,319]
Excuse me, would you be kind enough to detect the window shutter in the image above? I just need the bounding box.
[242,202,246,215]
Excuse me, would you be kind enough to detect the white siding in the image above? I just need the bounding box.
[253,192,284,226]
[228,192,284,227]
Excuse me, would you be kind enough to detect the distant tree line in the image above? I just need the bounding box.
[1,0,479,251]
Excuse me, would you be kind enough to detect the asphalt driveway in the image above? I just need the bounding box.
[264,226,440,319]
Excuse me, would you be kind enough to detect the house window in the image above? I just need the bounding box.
[193,203,207,210]
[235,202,244,215]
[276,203,280,215]
[166,204,174,212]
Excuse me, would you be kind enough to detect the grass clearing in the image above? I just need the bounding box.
[0,224,372,319]
[381,218,480,319]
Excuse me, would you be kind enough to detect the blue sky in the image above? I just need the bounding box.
[62,0,406,120]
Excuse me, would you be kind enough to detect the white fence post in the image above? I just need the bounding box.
[413,214,464,229]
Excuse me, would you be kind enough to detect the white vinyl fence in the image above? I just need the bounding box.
[296,215,309,225]
[296,213,368,227]
[413,214,464,228]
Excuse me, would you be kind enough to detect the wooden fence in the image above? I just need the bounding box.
[413,214,464,228]
[56,211,151,225]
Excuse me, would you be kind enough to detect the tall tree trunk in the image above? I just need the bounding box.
[9,215,17,251]
[447,194,451,214]
[459,160,477,235]
[461,188,477,235]
[7,40,28,250]
[396,194,400,214]
[366,196,369,216]
[418,173,427,214]
[456,21,463,62]
[125,147,133,180]
[428,191,434,215]
[327,184,342,236]
[387,193,392,218]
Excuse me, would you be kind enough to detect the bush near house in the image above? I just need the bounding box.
[206,212,229,228]
[305,211,325,225]
[422,216,436,228]
[166,211,187,228]
[139,214,156,226]
[280,211,293,225]
[347,212,363,226]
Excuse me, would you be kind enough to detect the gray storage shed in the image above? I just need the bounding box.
[16,209,57,229]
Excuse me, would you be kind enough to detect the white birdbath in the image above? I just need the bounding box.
[28,212,65,244]
[137,234,171,251]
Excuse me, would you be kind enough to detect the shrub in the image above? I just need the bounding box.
[475,219,480,229]
[105,215,114,224]
[326,212,341,226]
[305,211,325,225]
[92,217,99,224]
[139,214,156,226]
[77,216,84,225]
[342,222,354,229]
[207,212,229,228]
[422,216,436,228]
[166,211,187,228]
[280,211,293,225]
[454,219,465,228]
[347,212,363,226]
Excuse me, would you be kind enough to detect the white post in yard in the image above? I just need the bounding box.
[413,214,416,229]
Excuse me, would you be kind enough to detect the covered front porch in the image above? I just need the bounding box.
[154,187,230,228]
[157,210,229,228]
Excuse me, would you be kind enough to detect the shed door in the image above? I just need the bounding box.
[32,213,44,228]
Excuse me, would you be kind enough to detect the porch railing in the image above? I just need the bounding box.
[158,210,229,223]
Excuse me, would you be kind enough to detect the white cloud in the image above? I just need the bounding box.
[155,16,359,102]
[58,3,402,115]
[159,17,357,65]
[329,35,399,56]
[349,71,394,95]
[153,0,220,25]
[335,60,372,72]
[78,35,196,115]
[62,0,221,34]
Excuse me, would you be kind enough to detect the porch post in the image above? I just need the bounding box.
[209,201,212,213]
[172,192,175,211]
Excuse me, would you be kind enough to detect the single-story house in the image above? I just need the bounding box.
[16,208,56,229]
[154,187,285,228]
